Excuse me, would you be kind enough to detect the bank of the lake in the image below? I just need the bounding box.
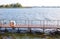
[0,33,60,39]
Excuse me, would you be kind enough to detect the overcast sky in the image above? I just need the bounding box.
[0,0,60,6]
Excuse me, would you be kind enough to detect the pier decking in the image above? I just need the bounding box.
[0,24,59,29]
[0,20,60,29]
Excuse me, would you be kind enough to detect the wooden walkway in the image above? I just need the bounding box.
[0,20,60,29]
[0,24,60,29]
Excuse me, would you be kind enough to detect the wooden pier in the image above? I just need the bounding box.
[0,24,59,29]
[0,20,60,29]
[0,20,60,33]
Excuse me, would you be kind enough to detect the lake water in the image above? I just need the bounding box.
[0,8,60,25]
[0,8,60,20]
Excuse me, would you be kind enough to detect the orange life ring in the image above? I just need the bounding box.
[10,21,15,28]
[10,20,16,28]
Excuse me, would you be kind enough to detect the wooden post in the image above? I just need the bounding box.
[57,20,60,31]
[17,28,20,33]
[43,20,45,33]
[0,21,1,31]
[0,27,1,32]
[5,27,6,32]
[25,20,26,25]
[28,20,31,33]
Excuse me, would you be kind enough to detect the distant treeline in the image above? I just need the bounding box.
[0,3,60,8]
[0,3,22,8]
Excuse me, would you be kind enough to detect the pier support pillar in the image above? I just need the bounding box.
[43,28,45,34]
[5,28,8,32]
[43,20,45,33]
[28,28,31,33]
[11,28,15,33]
[0,27,1,32]
[0,27,1,30]
[17,28,20,33]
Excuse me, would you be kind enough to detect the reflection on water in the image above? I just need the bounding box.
[0,33,60,39]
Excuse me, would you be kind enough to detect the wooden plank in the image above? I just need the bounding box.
[0,24,58,29]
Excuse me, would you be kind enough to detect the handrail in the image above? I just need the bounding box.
[0,20,60,29]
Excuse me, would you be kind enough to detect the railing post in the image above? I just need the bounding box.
[43,20,45,33]
[25,20,26,25]
[28,20,31,33]
[2,20,3,27]
[56,20,59,31]
[0,20,1,31]
[39,20,41,26]
[57,20,59,29]
[28,20,29,28]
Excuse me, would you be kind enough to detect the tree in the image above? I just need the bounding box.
[12,3,22,8]
[0,3,22,8]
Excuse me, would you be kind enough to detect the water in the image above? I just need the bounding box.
[0,8,60,25]
[0,8,60,20]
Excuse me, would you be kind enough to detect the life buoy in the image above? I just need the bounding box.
[10,20,16,28]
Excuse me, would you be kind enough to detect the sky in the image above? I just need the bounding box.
[0,0,60,6]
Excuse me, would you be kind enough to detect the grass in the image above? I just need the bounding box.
[0,32,60,39]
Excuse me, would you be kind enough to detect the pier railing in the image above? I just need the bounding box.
[0,20,60,29]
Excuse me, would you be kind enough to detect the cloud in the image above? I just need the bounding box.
[0,0,60,6]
